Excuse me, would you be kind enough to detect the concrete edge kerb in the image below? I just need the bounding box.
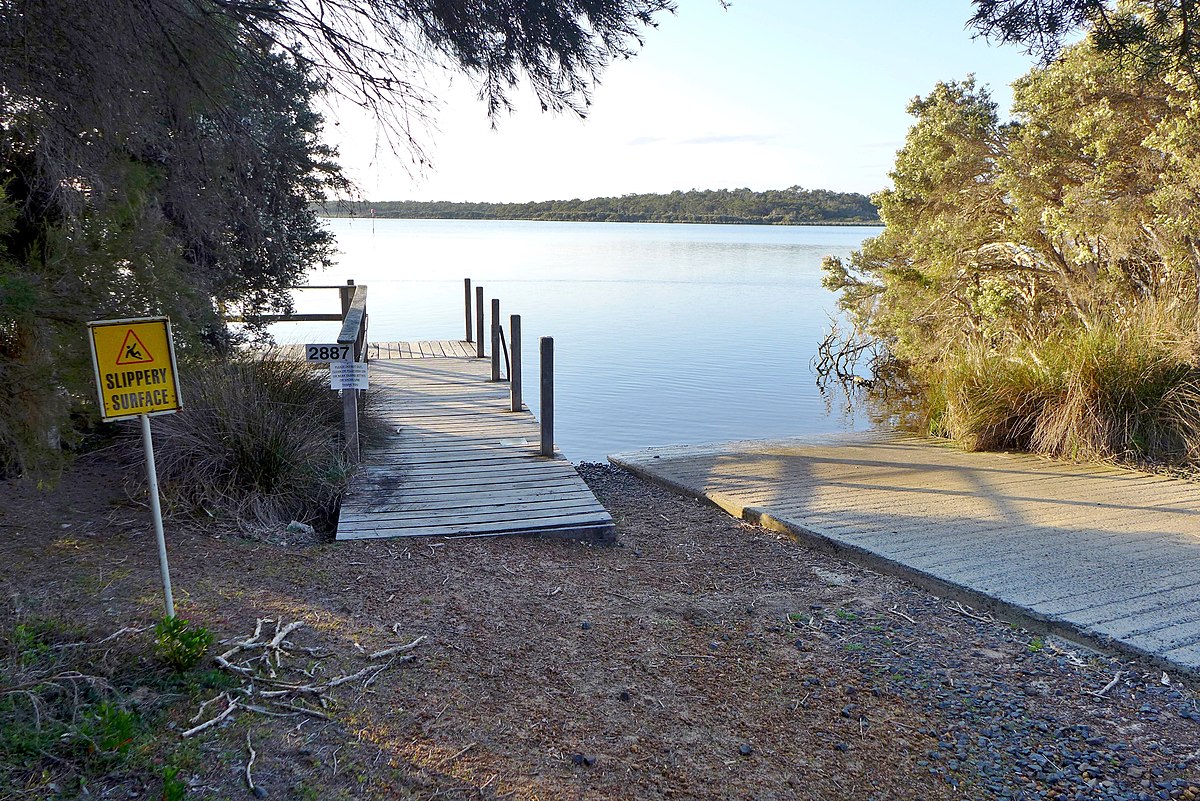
[607,455,1199,679]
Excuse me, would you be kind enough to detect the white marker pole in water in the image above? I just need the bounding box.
[140,413,175,617]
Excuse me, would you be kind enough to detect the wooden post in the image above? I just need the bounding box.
[339,279,354,317]
[510,314,522,411]
[343,389,360,464]
[490,298,501,381]
[464,278,473,342]
[540,336,554,457]
[475,286,485,358]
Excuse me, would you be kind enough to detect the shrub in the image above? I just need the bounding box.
[154,617,213,672]
[148,353,363,532]
[162,766,187,801]
[926,317,1200,465]
[76,701,139,758]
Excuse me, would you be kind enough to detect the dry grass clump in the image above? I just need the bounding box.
[148,354,356,533]
[926,319,1200,466]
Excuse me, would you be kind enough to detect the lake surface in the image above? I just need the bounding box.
[277,218,877,462]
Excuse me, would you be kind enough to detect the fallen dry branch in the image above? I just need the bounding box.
[434,742,476,768]
[215,618,306,678]
[182,693,237,738]
[369,635,426,660]
[185,618,425,738]
[244,731,258,792]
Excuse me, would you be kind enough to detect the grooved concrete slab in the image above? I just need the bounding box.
[610,432,1200,674]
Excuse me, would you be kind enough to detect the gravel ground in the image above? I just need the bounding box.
[575,464,1200,801]
[1,456,1198,799]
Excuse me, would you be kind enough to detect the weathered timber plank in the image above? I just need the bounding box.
[340,497,608,524]
[351,484,598,509]
[351,474,583,495]
[337,510,613,539]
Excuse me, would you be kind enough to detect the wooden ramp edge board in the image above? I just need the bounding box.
[610,432,1200,676]
[337,356,613,543]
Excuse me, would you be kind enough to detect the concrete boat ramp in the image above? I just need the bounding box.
[611,432,1200,674]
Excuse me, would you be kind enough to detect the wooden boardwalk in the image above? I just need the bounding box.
[367,340,476,359]
[611,432,1200,674]
[336,347,613,541]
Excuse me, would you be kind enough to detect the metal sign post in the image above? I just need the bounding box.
[140,413,174,617]
[87,316,183,618]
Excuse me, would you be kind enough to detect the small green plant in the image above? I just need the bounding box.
[74,702,139,762]
[154,617,213,672]
[162,766,186,801]
[1028,636,1045,653]
[11,622,53,670]
[835,609,859,622]
[843,642,865,652]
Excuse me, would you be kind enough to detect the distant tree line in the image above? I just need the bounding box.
[322,187,881,225]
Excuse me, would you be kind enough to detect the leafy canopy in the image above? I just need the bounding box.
[823,26,1200,463]
[0,0,673,477]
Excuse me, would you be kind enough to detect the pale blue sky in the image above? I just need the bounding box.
[328,1,1044,202]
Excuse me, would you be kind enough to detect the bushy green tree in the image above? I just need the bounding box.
[823,78,1011,368]
[824,30,1200,464]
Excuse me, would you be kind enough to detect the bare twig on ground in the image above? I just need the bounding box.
[1087,671,1124,698]
[182,693,237,738]
[369,635,426,660]
[54,624,153,650]
[947,601,994,623]
[188,617,424,738]
[244,731,258,792]
[434,742,476,768]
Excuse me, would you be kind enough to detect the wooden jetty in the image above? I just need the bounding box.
[256,279,609,541]
[336,351,613,541]
[612,432,1200,673]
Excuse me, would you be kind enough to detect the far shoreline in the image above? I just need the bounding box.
[318,214,883,227]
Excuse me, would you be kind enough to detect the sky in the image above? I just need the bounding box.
[325,1,1045,203]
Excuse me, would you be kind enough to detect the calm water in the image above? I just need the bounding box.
[276,218,877,462]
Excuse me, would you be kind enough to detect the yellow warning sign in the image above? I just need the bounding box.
[87,317,183,421]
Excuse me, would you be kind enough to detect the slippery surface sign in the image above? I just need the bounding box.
[87,317,183,421]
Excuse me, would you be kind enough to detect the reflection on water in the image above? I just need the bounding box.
[275,218,878,462]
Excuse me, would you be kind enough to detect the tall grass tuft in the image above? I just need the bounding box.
[149,354,357,532]
[926,314,1200,466]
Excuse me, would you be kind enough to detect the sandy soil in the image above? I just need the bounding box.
[1,454,1198,800]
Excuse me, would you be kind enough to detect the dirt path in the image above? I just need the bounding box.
[1,456,1198,799]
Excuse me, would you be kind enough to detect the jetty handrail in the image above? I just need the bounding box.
[223,281,368,463]
[337,283,369,361]
[335,282,368,464]
[222,283,364,324]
